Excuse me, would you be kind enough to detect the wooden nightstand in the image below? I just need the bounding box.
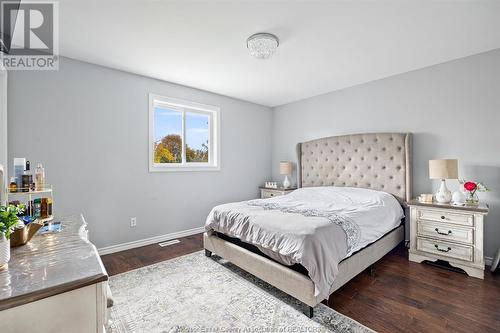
[408,199,489,279]
[259,186,296,199]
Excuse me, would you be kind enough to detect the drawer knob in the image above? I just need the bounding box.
[434,244,452,252]
[435,228,452,236]
[270,193,274,196]
[440,215,446,220]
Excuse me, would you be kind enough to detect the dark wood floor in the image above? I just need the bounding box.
[101,234,500,333]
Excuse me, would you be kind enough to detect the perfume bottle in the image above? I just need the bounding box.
[35,163,45,191]
[33,198,41,218]
[41,198,48,218]
[21,161,32,192]
[14,158,26,188]
[9,177,17,193]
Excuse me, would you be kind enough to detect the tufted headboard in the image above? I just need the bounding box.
[296,133,412,202]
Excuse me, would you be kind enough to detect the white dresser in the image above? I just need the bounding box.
[408,200,489,279]
[0,215,108,332]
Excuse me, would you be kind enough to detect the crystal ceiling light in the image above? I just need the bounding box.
[247,33,279,60]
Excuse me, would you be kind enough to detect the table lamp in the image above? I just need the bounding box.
[280,161,292,189]
[429,159,458,203]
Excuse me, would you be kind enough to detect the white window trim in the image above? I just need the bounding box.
[149,94,221,172]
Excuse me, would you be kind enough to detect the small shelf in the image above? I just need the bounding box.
[8,185,53,195]
[6,186,55,223]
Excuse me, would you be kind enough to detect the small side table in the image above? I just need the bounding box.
[260,186,296,199]
[408,199,489,279]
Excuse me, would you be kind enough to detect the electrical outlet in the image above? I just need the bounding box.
[130,217,137,227]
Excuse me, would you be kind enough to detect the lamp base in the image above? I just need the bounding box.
[283,176,290,189]
[435,179,452,203]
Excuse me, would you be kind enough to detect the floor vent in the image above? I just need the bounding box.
[158,239,180,247]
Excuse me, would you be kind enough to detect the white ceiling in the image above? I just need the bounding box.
[58,0,500,107]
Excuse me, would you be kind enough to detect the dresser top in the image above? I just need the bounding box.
[408,199,489,213]
[0,215,108,311]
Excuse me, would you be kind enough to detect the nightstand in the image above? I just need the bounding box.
[408,199,489,279]
[259,186,296,199]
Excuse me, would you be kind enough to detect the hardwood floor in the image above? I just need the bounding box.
[101,234,500,333]
[101,234,204,275]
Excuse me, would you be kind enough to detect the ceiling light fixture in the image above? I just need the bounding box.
[247,33,279,60]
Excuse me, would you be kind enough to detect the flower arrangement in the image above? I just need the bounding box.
[459,180,489,205]
[0,204,25,240]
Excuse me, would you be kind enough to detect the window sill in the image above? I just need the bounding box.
[149,165,221,173]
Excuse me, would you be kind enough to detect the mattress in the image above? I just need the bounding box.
[205,186,404,299]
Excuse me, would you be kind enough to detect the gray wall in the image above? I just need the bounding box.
[7,50,500,258]
[0,69,6,203]
[272,49,500,258]
[8,57,272,248]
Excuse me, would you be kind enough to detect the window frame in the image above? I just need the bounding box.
[149,94,220,172]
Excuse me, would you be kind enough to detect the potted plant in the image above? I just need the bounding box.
[0,204,24,268]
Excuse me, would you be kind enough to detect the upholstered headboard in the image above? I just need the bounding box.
[296,133,412,202]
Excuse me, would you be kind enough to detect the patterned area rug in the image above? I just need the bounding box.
[108,251,375,333]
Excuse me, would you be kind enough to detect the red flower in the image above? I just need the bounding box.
[464,182,477,192]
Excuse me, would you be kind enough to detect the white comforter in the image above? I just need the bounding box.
[205,186,404,300]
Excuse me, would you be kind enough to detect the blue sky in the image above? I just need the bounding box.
[154,106,208,150]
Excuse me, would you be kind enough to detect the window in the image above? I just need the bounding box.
[149,94,220,171]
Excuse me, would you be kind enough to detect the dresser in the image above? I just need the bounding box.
[408,200,488,279]
[0,215,108,332]
[260,186,296,199]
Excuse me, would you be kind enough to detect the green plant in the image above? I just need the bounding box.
[0,204,25,240]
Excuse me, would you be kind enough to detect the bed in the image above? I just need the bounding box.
[203,132,412,317]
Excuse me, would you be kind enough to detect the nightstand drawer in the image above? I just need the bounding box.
[260,188,296,199]
[261,190,281,199]
[417,237,473,262]
[416,208,474,226]
[417,220,474,245]
[260,188,287,199]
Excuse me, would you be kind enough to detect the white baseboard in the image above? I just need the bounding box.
[485,256,493,266]
[98,226,205,255]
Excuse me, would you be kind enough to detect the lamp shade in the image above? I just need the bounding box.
[429,159,458,179]
[279,161,292,175]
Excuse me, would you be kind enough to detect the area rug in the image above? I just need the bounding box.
[108,251,375,333]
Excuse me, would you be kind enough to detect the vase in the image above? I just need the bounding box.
[465,192,479,206]
[0,234,10,269]
[10,222,43,247]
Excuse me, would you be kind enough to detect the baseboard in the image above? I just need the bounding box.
[98,226,205,255]
[485,256,493,266]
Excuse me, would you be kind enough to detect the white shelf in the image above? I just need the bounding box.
[8,189,53,195]
[8,185,53,195]
[6,185,54,223]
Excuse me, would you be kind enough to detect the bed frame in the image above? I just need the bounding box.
[204,133,412,317]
